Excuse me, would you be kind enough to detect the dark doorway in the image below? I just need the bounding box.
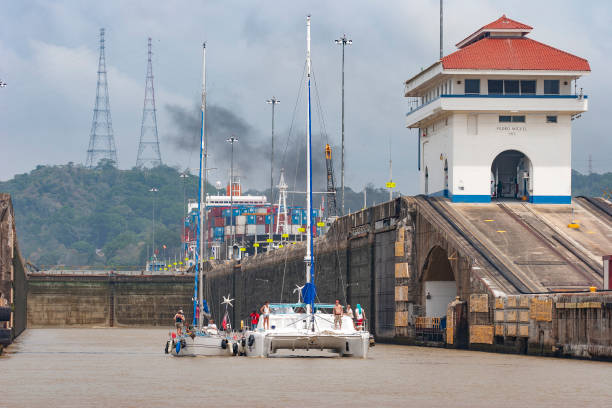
[491,150,531,200]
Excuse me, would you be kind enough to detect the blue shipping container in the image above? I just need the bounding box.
[291,214,300,225]
[247,206,255,213]
[222,209,231,217]
[247,215,256,224]
[265,215,271,225]
[225,216,233,226]
[214,227,224,238]
[233,208,241,216]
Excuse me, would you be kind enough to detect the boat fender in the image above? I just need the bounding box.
[180,339,186,348]
[165,340,170,354]
[247,335,255,347]
[232,343,238,356]
[221,339,228,349]
[241,338,246,347]
[175,341,181,354]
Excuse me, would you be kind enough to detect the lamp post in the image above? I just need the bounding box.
[335,34,352,216]
[266,97,280,207]
[149,187,159,267]
[179,171,189,260]
[226,135,238,255]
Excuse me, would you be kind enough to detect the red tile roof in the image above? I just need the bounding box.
[442,37,590,71]
[456,15,533,48]
[482,14,532,30]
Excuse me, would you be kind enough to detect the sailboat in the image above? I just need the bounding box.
[242,16,371,358]
[166,43,236,357]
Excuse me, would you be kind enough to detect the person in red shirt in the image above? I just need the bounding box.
[249,310,260,329]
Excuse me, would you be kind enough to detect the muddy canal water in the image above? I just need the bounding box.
[2,329,611,407]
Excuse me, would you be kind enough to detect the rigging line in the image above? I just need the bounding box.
[310,66,330,146]
[280,62,308,301]
[311,66,347,305]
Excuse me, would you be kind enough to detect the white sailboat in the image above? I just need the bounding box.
[166,43,236,357]
[242,16,370,358]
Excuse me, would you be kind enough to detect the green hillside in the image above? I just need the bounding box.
[0,162,204,267]
[571,170,612,197]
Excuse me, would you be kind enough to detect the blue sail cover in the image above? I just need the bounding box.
[301,283,316,308]
[202,299,209,314]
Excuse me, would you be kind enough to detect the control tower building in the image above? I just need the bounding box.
[404,15,590,204]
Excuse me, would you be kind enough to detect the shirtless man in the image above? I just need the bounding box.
[333,299,343,330]
[174,309,185,335]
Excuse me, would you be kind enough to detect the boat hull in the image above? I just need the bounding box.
[168,334,236,357]
[244,331,370,358]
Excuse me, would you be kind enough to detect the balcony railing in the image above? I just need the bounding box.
[406,93,588,117]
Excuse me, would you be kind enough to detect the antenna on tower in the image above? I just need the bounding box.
[86,28,118,168]
[136,37,162,168]
[439,0,443,59]
[588,154,593,175]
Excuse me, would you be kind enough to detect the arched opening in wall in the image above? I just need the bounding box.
[443,159,448,198]
[491,150,532,200]
[422,246,456,317]
[425,167,429,195]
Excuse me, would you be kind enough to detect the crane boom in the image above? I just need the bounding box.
[325,144,338,218]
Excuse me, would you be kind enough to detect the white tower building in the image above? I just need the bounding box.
[404,15,590,204]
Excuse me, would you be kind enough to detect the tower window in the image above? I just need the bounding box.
[488,80,503,94]
[544,80,560,94]
[546,115,558,123]
[465,79,480,94]
[520,80,536,95]
[499,115,525,123]
[504,80,519,94]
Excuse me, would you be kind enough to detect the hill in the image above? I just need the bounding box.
[571,170,612,197]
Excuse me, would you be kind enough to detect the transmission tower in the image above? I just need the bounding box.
[86,28,118,168]
[136,37,162,168]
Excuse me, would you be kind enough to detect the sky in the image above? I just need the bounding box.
[1,0,611,195]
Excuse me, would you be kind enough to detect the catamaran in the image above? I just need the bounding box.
[242,16,370,358]
[166,43,236,357]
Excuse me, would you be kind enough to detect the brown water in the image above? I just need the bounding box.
[1,329,611,407]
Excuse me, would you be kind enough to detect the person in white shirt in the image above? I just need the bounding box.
[260,301,271,330]
[345,304,355,329]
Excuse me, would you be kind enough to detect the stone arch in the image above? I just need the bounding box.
[421,245,456,317]
[491,149,532,200]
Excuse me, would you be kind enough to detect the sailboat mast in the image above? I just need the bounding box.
[305,16,314,292]
[197,42,206,329]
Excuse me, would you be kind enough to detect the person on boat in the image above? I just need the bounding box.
[208,318,218,330]
[355,304,365,331]
[249,310,260,329]
[174,309,185,335]
[345,304,355,329]
[260,301,271,330]
[333,300,344,330]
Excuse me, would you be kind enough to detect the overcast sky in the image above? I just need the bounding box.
[1,0,610,194]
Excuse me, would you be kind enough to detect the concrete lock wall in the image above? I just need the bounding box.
[205,197,612,360]
[0,194,27,347]
[27,276,194,327]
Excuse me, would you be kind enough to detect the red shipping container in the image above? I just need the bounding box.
[214,217,224,227]
[256,215,265,225]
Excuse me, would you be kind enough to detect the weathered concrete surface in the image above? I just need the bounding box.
[0,193,27,347]
[204,196,612,360]
[27,275,193,327]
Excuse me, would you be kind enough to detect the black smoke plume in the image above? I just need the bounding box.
[165,103,332,199]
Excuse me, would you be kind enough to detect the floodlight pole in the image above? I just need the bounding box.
[335,34,351,216]
[226,136,238,256]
